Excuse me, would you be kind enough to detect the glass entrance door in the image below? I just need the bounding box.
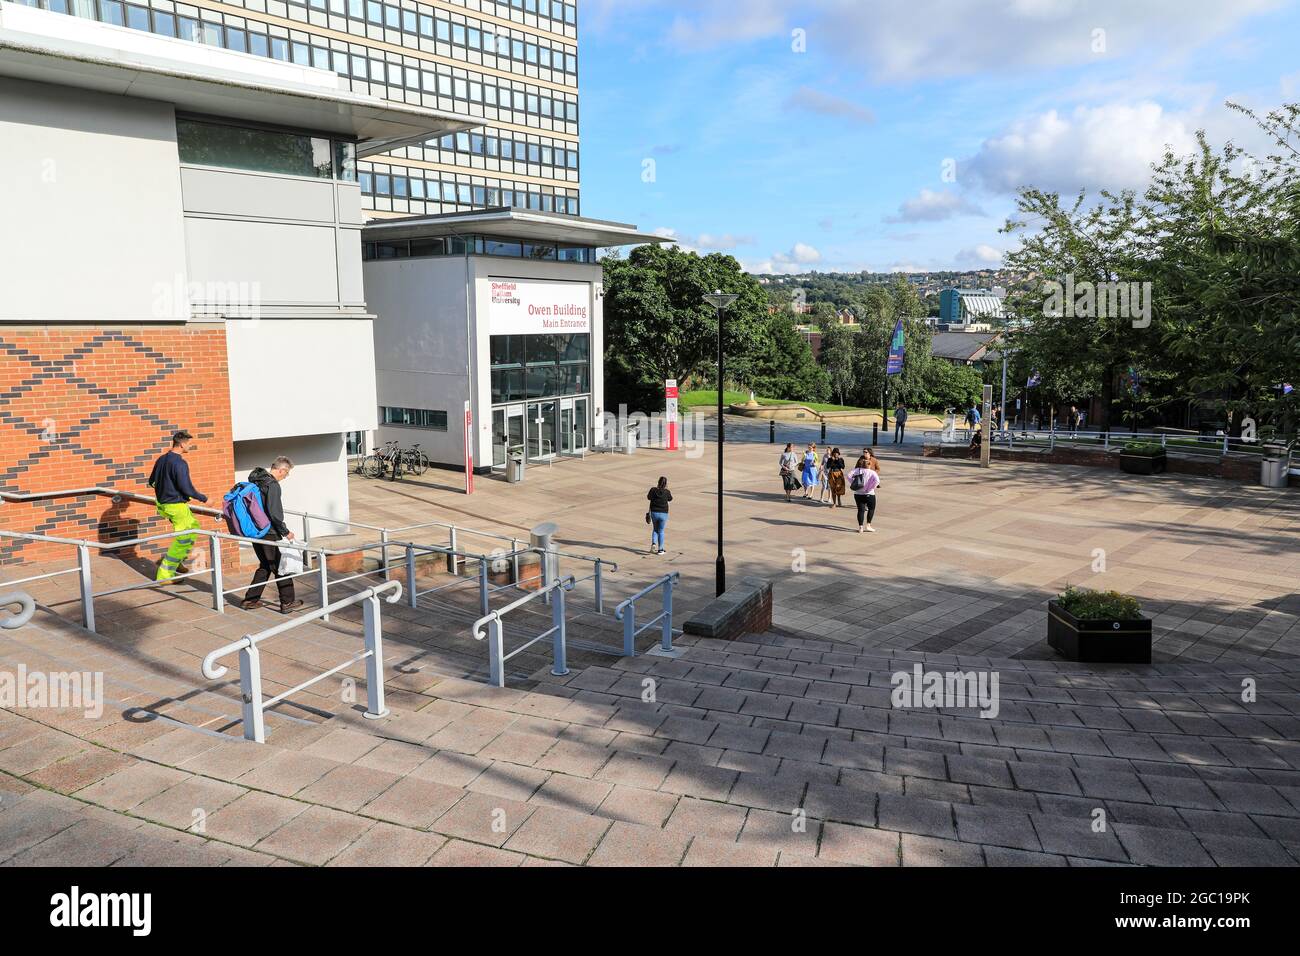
[559,401,574,455]
[558,397,590,454]
[527,401,557,461]
[493,404,525,469]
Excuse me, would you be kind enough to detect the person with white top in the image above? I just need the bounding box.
[846,455,881,533]
[778,443,800,502]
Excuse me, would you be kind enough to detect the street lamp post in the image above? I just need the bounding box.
[704,290,738,598]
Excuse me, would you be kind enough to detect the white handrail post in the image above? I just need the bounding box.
[76,543,95,634]
[380,528,390,581]
[661,575,675,653]
[1161,433,1168,448]
[487,617,505,688]
[406,544,418,608]
[478,557,490,617]
[622,601,636,657]
[302,515,312,555]
[362,594,390,720]
[318,550,330,622]
[239,643,266,743]
[1223,432,1229,455]
[511,537,520,586]
[551,584,569,677]
[210,535,224,614]
[594,559,604,614]
[447,526,458,574]
[1104,430,1110,450]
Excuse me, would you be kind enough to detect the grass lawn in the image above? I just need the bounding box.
[680,390,880,415]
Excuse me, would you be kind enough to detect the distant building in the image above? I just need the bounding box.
[931,330,1001,366]
[939,288,1006,326]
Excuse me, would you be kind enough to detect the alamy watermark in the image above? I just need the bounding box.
[0,665,104,719]
[1043,274,1151,328]
[891,663,1000,719]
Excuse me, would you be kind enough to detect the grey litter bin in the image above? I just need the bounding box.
[1260,445,1289,488]
[507,450,525,484]
[624,422,639,455]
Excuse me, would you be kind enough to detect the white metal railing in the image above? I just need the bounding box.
[201,580,403,743]
[472,575,575,688]
[614,572,679,657]
[923,428,1286,458]
[0,591,35,630]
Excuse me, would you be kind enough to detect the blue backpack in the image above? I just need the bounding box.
[222,481,272,539]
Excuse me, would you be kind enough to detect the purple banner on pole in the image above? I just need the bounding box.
[886,320,905,376]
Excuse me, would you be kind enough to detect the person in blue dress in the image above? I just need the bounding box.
[800,443,819,498]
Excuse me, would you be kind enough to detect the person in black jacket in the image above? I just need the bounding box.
[149,430,209,581]
[241,457,304,612]
[647,476,672,555]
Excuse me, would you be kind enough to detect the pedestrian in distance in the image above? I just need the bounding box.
[847,455,881,533]
[646,476,672,555]
[825,447,846,508]
[893,404,908,444]
[801,443,819,498]
[1069,404,1079,434]
[816,448,831,503]
[778,443,800,502]
[241,457,305,613]
[148,430,209,581]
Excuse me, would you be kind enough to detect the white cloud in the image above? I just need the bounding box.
[884,188,985,223]
[962,101,1201,194]
[590,0,1280,81]
[783,86,876,124]
[746,242,825,275]
[955,244,1005,265]
[651,228,752,253]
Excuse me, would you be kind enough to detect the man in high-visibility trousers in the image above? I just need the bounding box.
[148,430,210,581]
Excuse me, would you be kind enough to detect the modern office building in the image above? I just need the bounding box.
[361,209,663,472]
[939,288,1006,326]
[3,0,582,222]
[0,2,470,562]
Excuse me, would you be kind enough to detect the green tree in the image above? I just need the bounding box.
[601,244,767,410]
[818,321,857,405]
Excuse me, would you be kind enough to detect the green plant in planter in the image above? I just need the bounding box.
[1121,442,1164,456]
[1057,586,1142,620]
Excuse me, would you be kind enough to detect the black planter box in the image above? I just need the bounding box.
[1119,451,1166,475]
[1047,600,1152,664]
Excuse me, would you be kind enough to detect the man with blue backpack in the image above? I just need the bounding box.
[233,457,304,613]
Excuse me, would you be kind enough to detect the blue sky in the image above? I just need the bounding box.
[576,0,1300,274]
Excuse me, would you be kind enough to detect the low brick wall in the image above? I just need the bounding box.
[682,577,773,642]
[922,443,1295,486]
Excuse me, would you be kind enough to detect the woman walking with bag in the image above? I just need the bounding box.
[778,443,800,502]
[847,455,881,533]
[801,443,819,499]
[825,447,846,508]
[646,476,672,554]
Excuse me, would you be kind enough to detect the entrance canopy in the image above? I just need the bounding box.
[363,208,669,250]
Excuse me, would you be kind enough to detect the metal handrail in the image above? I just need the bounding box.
[201,580,402,743]
[0,591,35,630]
[614,572,679,657]
[472,575,575,688]
[923,428,1276,456]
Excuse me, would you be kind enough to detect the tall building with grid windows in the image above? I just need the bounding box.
[9,0,581,218]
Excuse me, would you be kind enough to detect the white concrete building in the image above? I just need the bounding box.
[360,209,663,473]
[0,2,472,538]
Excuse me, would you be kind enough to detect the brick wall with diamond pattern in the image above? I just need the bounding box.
[0,326,236,570]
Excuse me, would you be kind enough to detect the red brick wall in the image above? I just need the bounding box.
[0,325,235,569]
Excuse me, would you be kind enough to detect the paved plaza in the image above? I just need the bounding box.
[2,440,1299,867]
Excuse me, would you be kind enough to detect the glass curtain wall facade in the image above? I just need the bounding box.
[23,0,580,220]
[490,331,590,465]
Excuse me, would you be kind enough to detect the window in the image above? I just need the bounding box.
[176,120,341,180]
[381,407,449,430]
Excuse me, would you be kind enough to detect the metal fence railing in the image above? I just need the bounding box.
[202,580,402,743]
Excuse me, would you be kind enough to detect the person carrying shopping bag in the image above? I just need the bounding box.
[846,455,881,533]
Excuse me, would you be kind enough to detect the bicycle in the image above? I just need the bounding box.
[360,440,399,479]
[400,443,430,477]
